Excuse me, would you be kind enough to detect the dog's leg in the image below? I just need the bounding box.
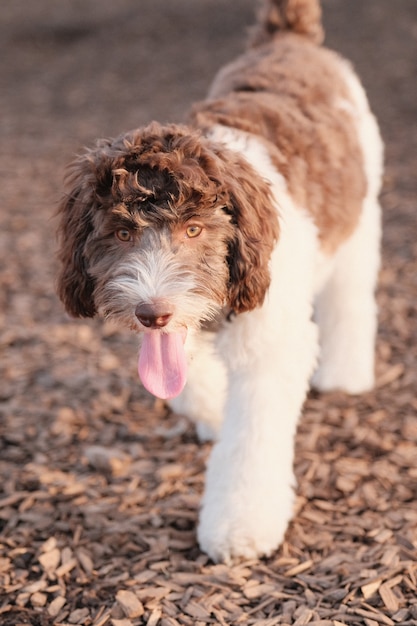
[198,207,319,563]
[312,197,381,394]
[198,307,318,562]
[312,60,383,395]
[168,331,227,441]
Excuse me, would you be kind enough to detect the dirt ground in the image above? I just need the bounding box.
[1,1,417,624]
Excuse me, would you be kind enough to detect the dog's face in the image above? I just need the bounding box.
[57,122,279,324]
[57,122,279,396]
[79,158,235,334]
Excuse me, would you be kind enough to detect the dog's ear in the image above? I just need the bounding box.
[56,154,102,318]
[223,156,280,314]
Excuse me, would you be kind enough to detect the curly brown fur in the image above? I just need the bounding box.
[57,123,279,320]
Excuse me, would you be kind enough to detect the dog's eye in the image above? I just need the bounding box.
[185,225,202,238]
[115,228,133,242]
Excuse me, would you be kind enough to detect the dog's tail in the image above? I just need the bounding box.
[250,0,324,47]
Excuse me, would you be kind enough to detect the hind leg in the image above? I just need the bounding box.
[312,197,381,394]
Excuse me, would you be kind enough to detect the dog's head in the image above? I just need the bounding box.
[57,122,279,325]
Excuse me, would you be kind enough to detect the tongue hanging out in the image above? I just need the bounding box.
[138,331,187,400]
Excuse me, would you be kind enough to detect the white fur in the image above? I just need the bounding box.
[173,58,382,561]
[169,331,227,441]
[312,59,383,393]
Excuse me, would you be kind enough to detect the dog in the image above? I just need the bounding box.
[57,0,383,563]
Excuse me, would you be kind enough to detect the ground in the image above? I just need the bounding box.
[1,0,417,624]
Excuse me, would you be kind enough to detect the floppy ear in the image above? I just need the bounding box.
[222,155,280,314]
[56,154,102,318]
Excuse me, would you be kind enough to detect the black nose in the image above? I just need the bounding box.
[135,302,173,329]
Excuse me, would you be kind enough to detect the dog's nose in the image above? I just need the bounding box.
[135,302,173,329]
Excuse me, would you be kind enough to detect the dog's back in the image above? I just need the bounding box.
[192,0,371,254]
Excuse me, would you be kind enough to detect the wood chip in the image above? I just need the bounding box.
[285,560,314,577]
[293,608,313,626]
[376,363,405,388]
[183,601,211,620]
[55,557,78,578]
[38,547,61,573]
[361,578,383,599]
[147,608,163,626]
[69,608,91,623]
[243,582,277,599]
[30,591,47,607]
[48,596,67,617]
[379,583,400,612]
[116,590,145,619]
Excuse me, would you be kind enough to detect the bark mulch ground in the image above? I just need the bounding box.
[1,1,417,624]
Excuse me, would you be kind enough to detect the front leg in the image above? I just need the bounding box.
[198,312,318,563]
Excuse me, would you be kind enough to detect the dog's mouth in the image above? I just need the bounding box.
[138,328,188,400]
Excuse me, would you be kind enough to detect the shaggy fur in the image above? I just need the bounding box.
[57,0,383,563]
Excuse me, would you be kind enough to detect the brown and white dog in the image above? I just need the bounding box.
[57,0,383,562]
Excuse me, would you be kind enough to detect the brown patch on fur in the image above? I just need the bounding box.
[213,146,280,314]
[57,123,279,318]
[191,34,366,253]
[250,0,324,47]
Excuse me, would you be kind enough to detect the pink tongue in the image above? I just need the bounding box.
[138,331,187,400]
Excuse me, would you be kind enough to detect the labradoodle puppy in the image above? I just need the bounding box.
[57,0,383,562]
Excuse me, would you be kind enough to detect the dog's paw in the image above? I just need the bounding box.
[312,363,374,395]
[197,501,290,564]
[312,330,375,395]
[198,525,280,564]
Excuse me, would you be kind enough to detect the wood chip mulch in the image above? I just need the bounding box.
[1,0,417,625]
[2,307,417,626]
